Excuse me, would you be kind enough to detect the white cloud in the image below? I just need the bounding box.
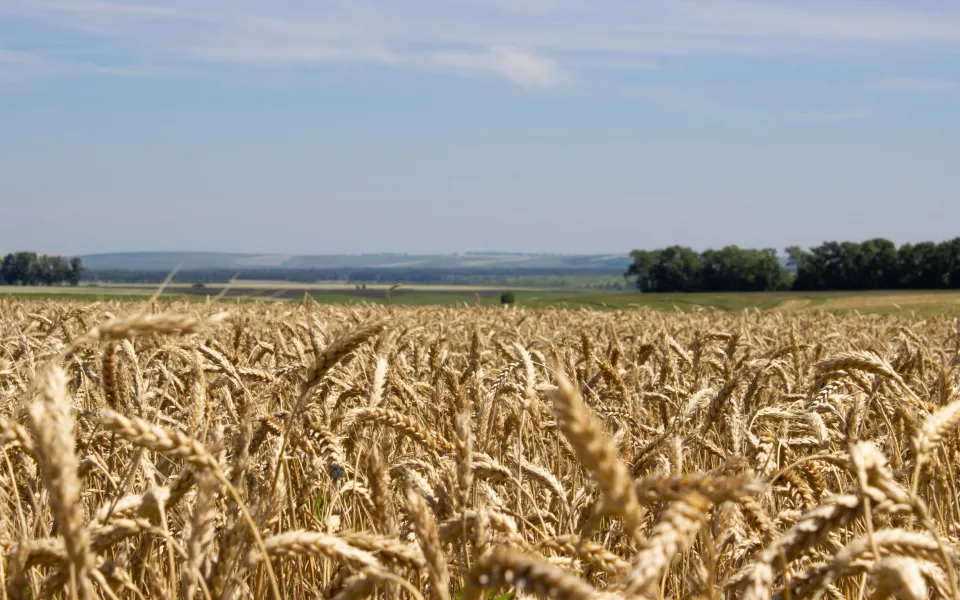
[431,46,566,86]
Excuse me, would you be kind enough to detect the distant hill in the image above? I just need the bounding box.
[79,252,632,272]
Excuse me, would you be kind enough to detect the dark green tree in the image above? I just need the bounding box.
[625,250,660,291]
[625,238,960,293]
[786,246,816,290]
[943,238,960,288]
[0,254,13,285]
[1,253,79,286]
[856,238,899,289]
[701,246,789,292]
[792,241,862,290]
[37,255,67,285]
[753,248,792,291]
[67,257,83,286]
[700,247,739,292]
[2,252,40,285]
[646,246,703,292]
[899,242,948,289]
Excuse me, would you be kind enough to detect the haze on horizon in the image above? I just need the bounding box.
[1,0,958,257]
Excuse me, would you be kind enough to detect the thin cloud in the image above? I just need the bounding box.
[84,63,173,77]
[873,77,960,94]
[0,49,47,83]
[0,49,39,65]
[431,46,567,86]
[622,83,874,122]
[17,0,171,15]
[5,0,960,86]
[0,47,170,81]
[672,1,960,44]
[782,108,873,122]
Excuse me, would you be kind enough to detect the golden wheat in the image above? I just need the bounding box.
[2,297,960,599]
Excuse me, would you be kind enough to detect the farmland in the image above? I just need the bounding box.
[2,296,960,599]
[3,282,960,315]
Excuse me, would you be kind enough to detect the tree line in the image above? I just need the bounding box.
[626,238,960,292]
[1,252,83,286]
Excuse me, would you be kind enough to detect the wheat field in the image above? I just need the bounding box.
[2,297,959,600]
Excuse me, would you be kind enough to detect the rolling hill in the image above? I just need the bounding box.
[79,251,632,272]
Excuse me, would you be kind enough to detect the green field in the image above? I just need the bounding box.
[3,283,960,314]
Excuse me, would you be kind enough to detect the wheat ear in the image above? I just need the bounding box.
[26,366,93,600]
[463,546,611,600]
[550,372,646,545]
[405,485,451,600]
[91,408,282,600]
[624,491,712,594]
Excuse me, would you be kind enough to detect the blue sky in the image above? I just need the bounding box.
[1,0,959,256]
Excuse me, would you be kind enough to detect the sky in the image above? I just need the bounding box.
[1,0,959,256]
